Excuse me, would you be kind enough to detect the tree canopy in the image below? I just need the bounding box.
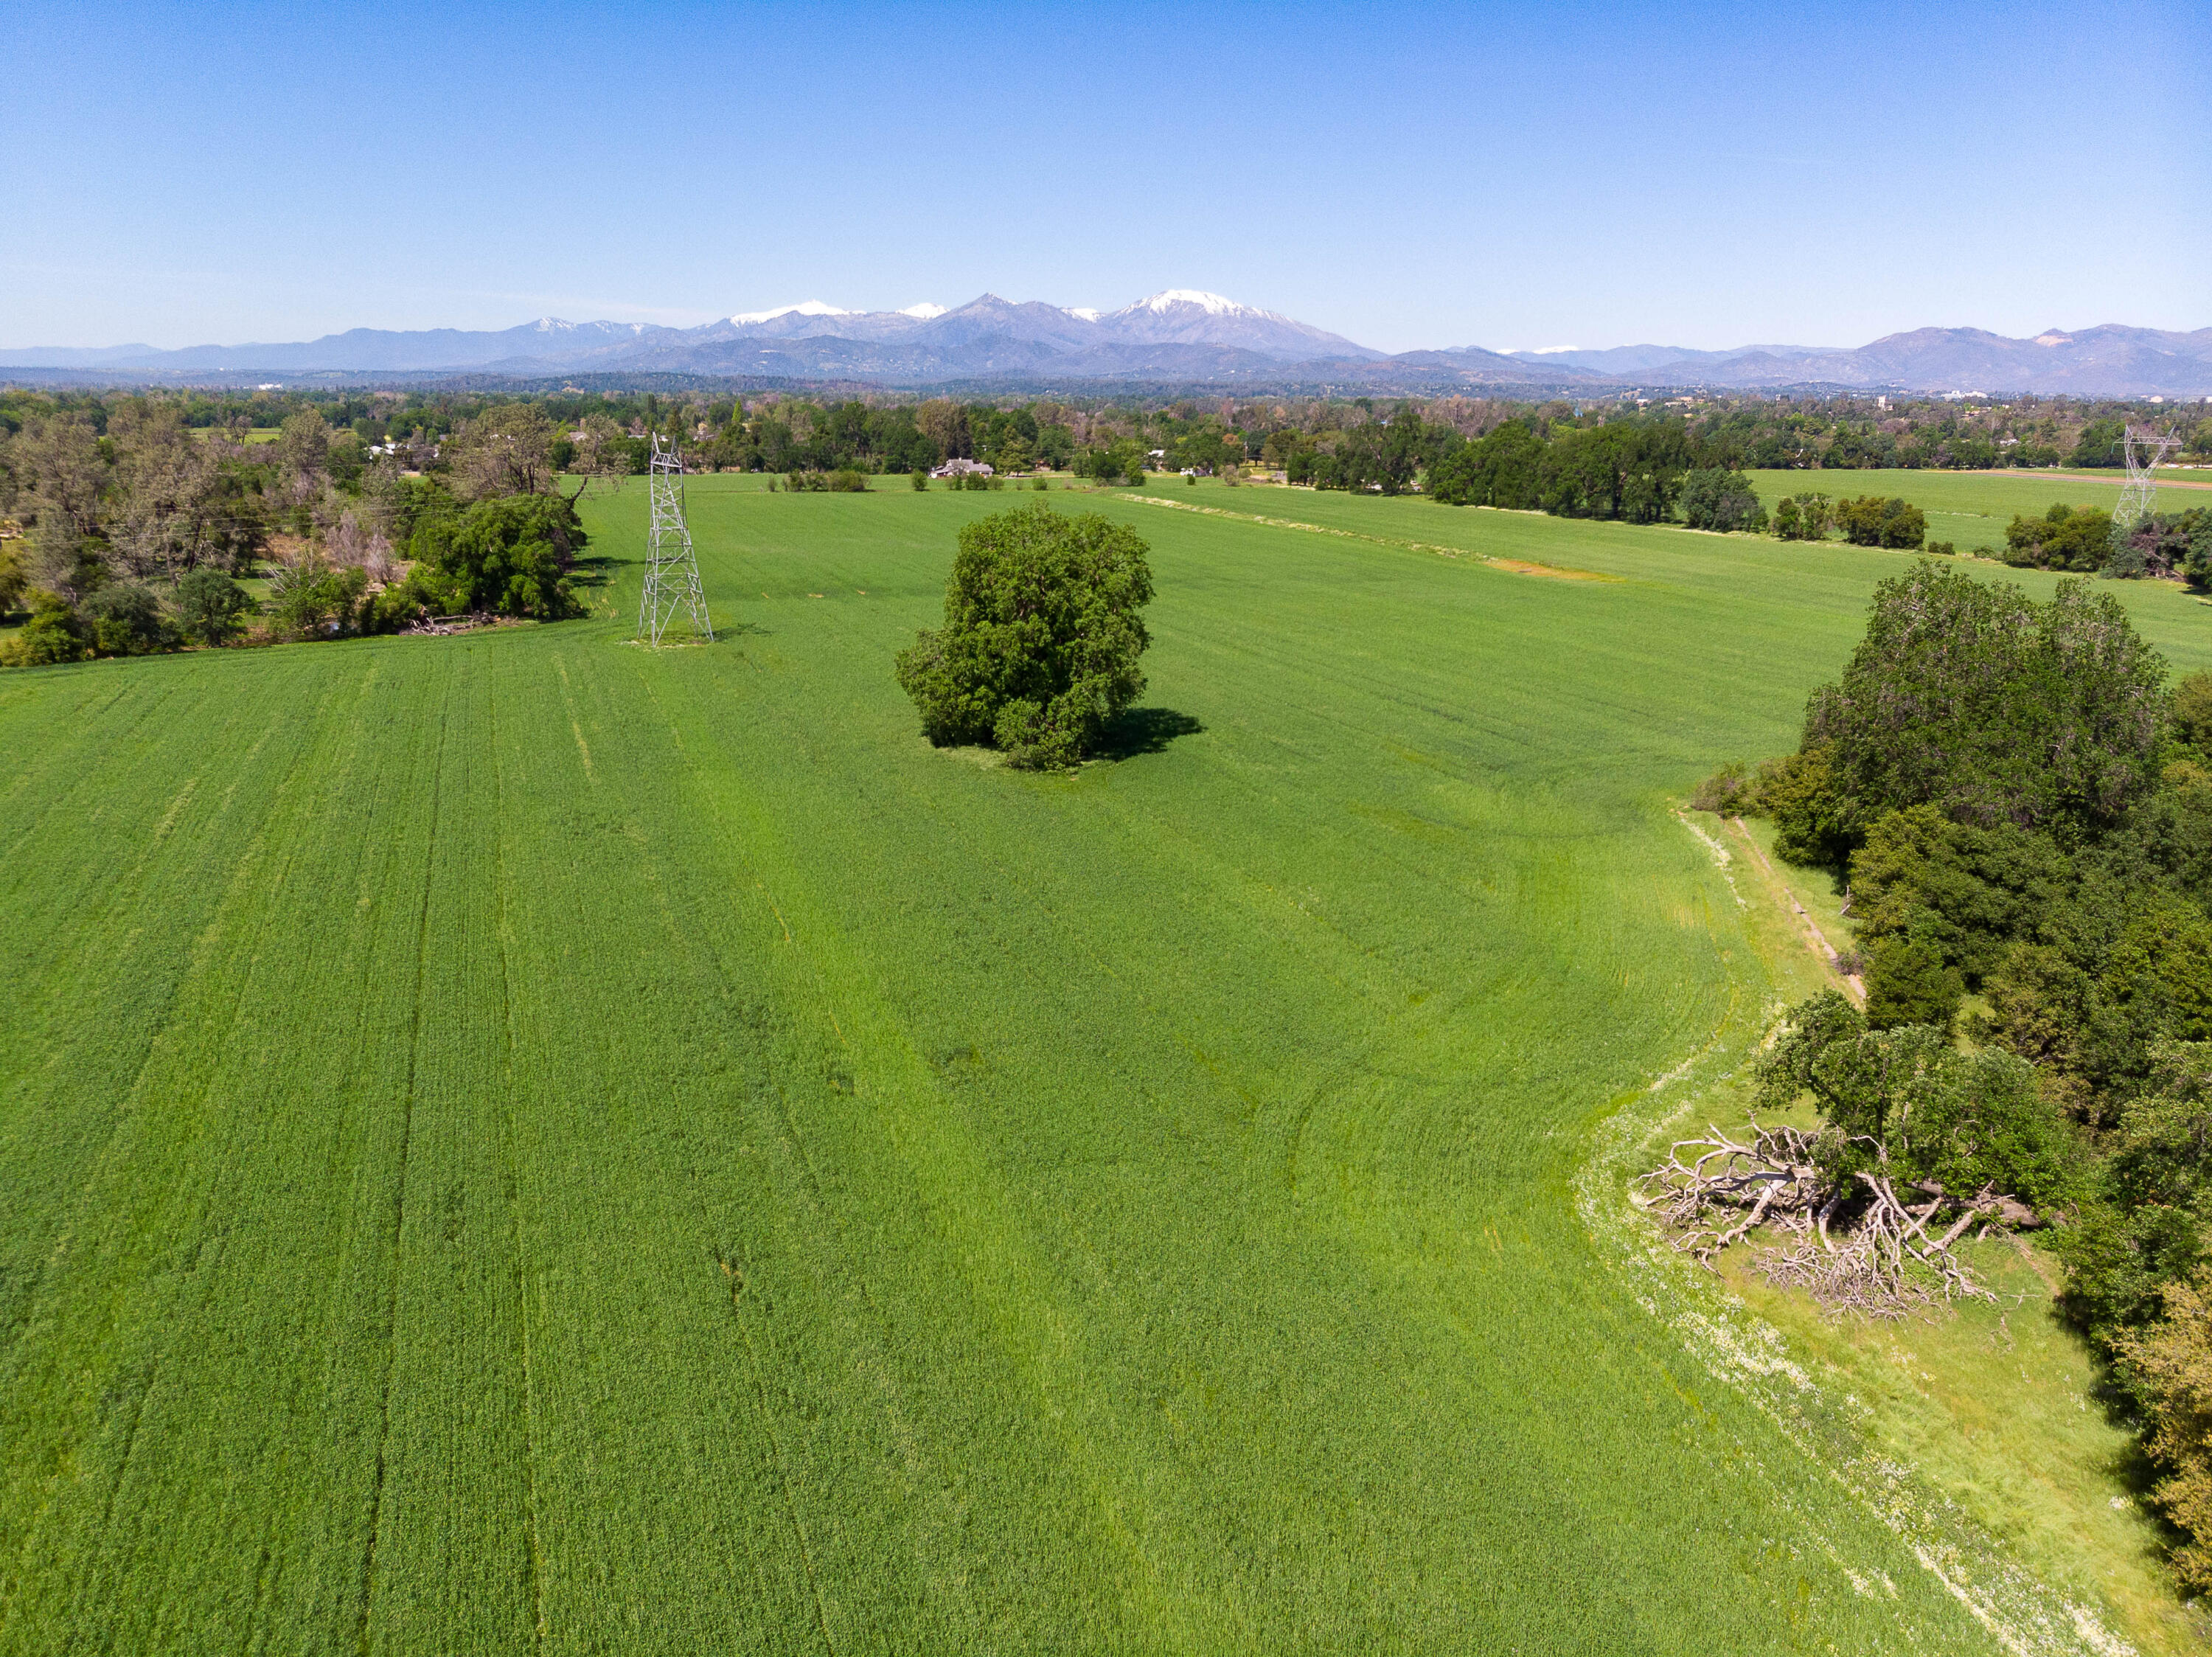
[403,493,586,619]
[894,503,1153,769]
[1795,563,2167,844]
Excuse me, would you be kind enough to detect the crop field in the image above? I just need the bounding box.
[1740,467,2208,558]
[2,479,2208,1654]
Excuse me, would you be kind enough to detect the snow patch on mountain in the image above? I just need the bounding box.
[729,300,852,324]
[898,302,947,319]
[1119,289,1262,318]
[1066,307,1102,322]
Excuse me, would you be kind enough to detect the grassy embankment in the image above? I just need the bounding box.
[1,475,2206,1653]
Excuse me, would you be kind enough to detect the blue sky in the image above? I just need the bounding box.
[2,0,2205,353]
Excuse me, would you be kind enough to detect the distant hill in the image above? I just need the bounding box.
[7,301,2208,396]
[1573,327,2212,397]
[1504,343,1847,375]
[1,318,664,374]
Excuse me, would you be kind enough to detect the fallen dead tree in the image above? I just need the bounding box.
[1637,1119,2046,1318]
[1635,990,2078,1316]
[400,611,518,636]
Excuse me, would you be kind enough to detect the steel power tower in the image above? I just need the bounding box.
[638,435,713,646]
[2116,423,2180,536]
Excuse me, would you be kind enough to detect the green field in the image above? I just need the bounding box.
[1742,467,2210,559]
[2,478,2207,1653]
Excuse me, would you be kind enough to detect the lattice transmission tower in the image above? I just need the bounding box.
[638,435,713,645]
[2115,423,2180,535]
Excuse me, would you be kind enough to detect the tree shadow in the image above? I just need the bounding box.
[1094,707,1205,760]
[569,555,623,589]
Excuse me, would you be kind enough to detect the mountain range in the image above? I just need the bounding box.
[7,291,2210,397]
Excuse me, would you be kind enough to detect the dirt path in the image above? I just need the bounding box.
[1726,816,1865,1004]
[1964,469,2212,492]
[1107,491,1619,580]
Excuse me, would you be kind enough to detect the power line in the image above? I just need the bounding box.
[638,435,712,646]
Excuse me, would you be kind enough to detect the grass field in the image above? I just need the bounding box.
[1,478,2207,1653]
[1740,467,2211,560]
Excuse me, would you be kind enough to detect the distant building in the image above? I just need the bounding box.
[932,458,993,478]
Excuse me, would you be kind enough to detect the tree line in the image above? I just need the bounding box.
[1694,563,2212,1590]
[0,399,595,666]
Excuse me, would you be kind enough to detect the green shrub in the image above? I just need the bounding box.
[409,495,584,619]
[266,561,370,639]
[1773,493,1833,541]
[1863,931,1964,1031]
[1688,761,1757,814]
[2115,1269,2212,1594]
[175,567,254,645]
[80,582,176,656]
[894,503,1153,769]
[910,470,929,491]
[2003,503,2112,572]
[1677,469,1768,533]
[2187,516,2212,588]
[0,589,90,667]
[0,541,25,616]
[1834,496,1926,549]
[2175,670,2212,760]
[1764,746,1856,865]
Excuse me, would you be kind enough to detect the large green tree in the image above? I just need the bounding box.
[894,503,1153,769]
[1794,563,2166,844]
[405,493,585,619]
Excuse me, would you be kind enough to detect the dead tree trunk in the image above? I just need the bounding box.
[1636,1122,2033,1317]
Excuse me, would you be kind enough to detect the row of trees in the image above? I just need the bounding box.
[2002,502,2212,583]
[1419,416,1774,535]
[1700,563,2212,1587]
[1,399,592,667]
[9,385,2195,507]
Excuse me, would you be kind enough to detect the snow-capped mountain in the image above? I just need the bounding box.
[728,300,853,325]
[1101,290,1384,361]
[8,298,2208,394]
[696,289,1380,364]
[0,289,1394,381]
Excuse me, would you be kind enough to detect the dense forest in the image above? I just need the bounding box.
[1688,565,2212,1591]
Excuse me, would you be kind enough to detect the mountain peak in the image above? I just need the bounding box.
[898,302,947,319]
[729,299,851,325]
[1121,289,1254,318]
